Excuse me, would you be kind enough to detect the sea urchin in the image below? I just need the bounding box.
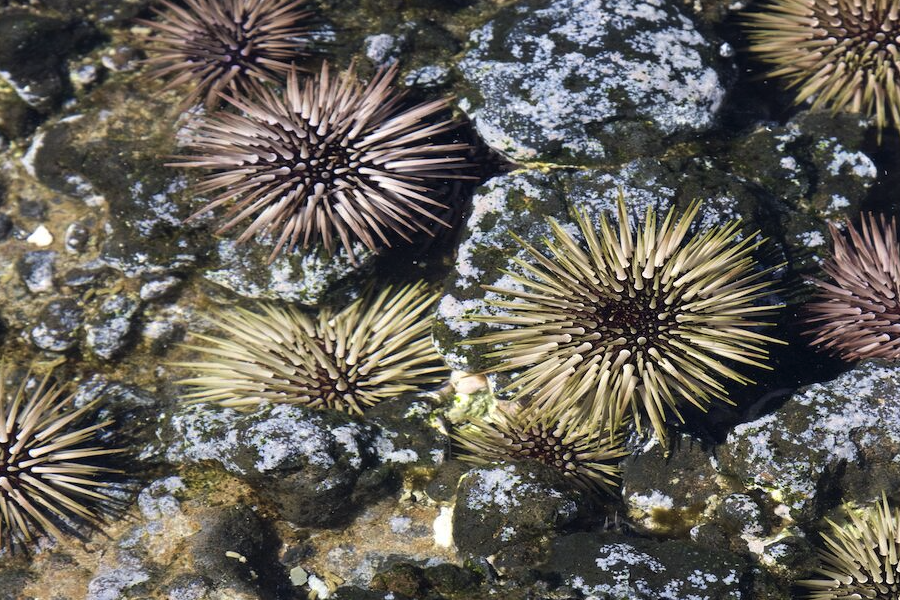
[0,371,121,547]
[453,404,626,496]
[465,194,781,445]
[176,62,472,264]
[745,0,900,139]
[801,493,900,600]
[804,213,900,360]
[177,282,449,414]
[140,0,314,109]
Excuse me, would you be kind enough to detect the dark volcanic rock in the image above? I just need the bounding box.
[452,461,582,558]
[84,294,142,360]
[456,0,729,166]
[540,531,746,599]
[164,404,395,527]
[621,434,720,537]
[30,96,202,277]
[17,249,55,293]
[719,360,900,524]
[0,9,101,112]
[31,297,83,352]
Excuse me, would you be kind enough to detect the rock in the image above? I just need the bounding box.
[371,563,482,599]
[719,360,900,524]
[621,434,720,536]
[727,111,876,280]
[203,240,372,306]
[62,261,115,288]
[17,197,45,220]
[190,505,289,597]
[17,249,55,293]
[29,94,202,277]
[0,9,101,112]
[452,462,583,559]
[367,397,447,469]
[84,294,142,360]
[0,565,32,600]
[139,274,182,302]
[456,0,729,166]
[64,221,90,253]
[74,375,166,453]
[30,298,83,352]
[163,404,394,527]
[540,531,746,599]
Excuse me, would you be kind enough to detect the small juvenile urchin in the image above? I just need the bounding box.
[176,62,472,264]
[804,214,900,360]
[453,404,627,496]
[465,194,781,445]
[801,494,900,600]
[0,371,121,547]
[176,282,449,414]
[745,0,900,139]
[140,0,314,108]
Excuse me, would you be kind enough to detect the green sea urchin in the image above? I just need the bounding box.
[745,0,900,140]
[801,494,900,599]
[465,194,781,445]
[177,282,449,413]
[0,371,121,547]
[805,214,900,360]
[140,0,314,109]
[176,62,472,264]
[453,404,626,496]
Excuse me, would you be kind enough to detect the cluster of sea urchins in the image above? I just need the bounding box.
[143,0,471,265]
[0,372,121,548]
[745,0,900,140]
[462,195,782,447]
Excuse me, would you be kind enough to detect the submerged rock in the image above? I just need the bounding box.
[0,9,101,112]
[85,293,142,360]
[621,435,720,536]
[17,249,56,293]
[31,297,83,352]
[452,462,583,559]
[164,403,396,527]
[720,361,900,523]
[204,239,372,306]
[457,0,729,166]
[540,531,746,599]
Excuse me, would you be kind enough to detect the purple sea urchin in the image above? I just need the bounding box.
[176,282,449,413]
[0,371,121,547]
[801,494,900,600]
[745,0,900,139]
[804,214,900,360]
[139,0,314,109]
[453,404,626,496]
[176,62,472,264]
[465,194,781,445]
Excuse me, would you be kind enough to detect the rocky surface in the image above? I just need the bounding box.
[458,0,730,165]
[0,0,895,598]
[720,360,900,524]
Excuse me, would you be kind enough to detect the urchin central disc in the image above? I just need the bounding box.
[581,288,677,349]
[820,0,900,59]
[514,428,573,471]
[298,143,353,186]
